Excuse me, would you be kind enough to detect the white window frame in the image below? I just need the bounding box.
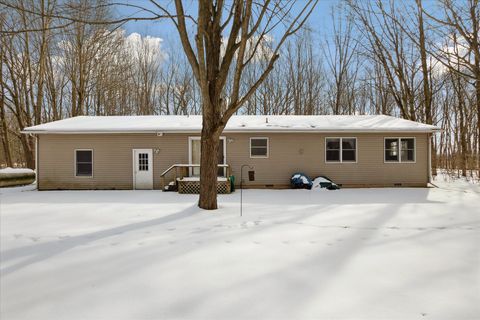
[188,136,227,176]
[384,137,416,163]
[74,149,93,178]
[250,137,269,158]
[325,137,358,164]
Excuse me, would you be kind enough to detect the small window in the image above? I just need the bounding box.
[75,150,93,177]
[250,137,269,158]
[326,138,357,163]
[385,138,415,162]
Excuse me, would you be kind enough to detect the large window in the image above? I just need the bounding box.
[325,138,357,163]
[250,137,269,158]
[75,150,93,177]
[384,138,415,162]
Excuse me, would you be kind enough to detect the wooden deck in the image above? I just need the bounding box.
[177,177,231,194]
[160,164,232,194]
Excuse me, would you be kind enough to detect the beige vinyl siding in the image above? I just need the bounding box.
[37,132,429,190]
[38,134,189,190]
[227,133,428,187]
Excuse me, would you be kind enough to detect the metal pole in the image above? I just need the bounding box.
[240,164,253,217]
[240,168,243,217]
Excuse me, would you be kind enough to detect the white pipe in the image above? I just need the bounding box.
[428,133,432,184]
[35,134,38,190]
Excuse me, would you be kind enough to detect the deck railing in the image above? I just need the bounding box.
[160,164,230,190]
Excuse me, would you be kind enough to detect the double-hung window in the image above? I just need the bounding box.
[250,137,269,158]
[325,138,357,163]
[384,138,415,162]
[75,150,93,177]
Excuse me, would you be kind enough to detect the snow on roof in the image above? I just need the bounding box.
[22,115,440,134]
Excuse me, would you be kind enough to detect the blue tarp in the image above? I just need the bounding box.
[290,173,313,189]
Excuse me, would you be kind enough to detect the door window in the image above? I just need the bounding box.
[138,153,149,171]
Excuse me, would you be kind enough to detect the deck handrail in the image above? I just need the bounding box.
[160,163,231,191]
[160,163,229,177]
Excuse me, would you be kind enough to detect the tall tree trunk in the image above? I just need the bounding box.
[475,75,480,177]
[18,134,34,169]
[469,0,480,178]
[34,0,48,125]
[416,0,436,175]
[457,87,468,177]
[0,27,13,167]
[198,122,220,210]
[0,98,13,167]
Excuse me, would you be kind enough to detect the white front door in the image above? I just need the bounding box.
[133,149,153,189]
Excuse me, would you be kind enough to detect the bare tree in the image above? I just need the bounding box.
[166,1,318,209]
[324,5,359,115]
[0,0,57,168]
[423,0,479,176]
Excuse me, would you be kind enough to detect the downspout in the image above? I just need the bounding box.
[33,134,39,190]
[428,132,432,184]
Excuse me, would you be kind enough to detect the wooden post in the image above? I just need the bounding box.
[182,166,187,178]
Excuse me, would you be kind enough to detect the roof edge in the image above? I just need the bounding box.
[22,128,441,134]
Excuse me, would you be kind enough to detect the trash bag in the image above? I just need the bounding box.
[311,176,340,191]
[164,180,178,192]
[290,173,313,189]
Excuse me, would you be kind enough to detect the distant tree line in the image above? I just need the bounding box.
[1,0,478,179]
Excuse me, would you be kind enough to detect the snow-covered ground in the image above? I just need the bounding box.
[1,179,479,319]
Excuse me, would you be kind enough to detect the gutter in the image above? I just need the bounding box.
[21,129,442,135]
